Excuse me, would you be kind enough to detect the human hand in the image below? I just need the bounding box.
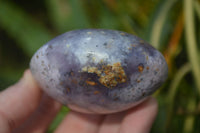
[0,70,158,133]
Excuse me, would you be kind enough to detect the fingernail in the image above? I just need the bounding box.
[17,69,38,88]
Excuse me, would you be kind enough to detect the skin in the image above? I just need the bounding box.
[0,70,158,133]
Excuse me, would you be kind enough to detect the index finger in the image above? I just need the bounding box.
[0,70,42,131]
[120,97,158,133]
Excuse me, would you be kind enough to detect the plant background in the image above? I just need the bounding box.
[0,0,200,132]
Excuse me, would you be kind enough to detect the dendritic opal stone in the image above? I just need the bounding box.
[30,29,168,114]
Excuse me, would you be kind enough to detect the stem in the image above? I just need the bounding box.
[165,63,191,131]
[184,0,200,95]
[194,0,200,20]
[150,0,177,49]
[183,97,196,133]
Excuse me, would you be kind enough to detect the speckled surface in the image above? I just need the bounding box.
[30,29,168,114]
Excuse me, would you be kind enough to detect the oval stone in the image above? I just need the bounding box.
[30,29,168,114]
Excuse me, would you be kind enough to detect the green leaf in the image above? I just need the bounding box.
[184,0,200,95]
[0,1,52,56]
[145,0,177,49]
[46,0,91,32]
[165,63,191,130]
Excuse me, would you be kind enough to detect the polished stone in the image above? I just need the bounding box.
[30,29,168,114]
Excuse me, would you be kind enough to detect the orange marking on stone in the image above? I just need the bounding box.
[82,62,127,88]
[128,47,132,50]
[137,79,141,83]
[72,79,78,84]
[70,72,74,76]
[138,65,144,72]
[93,91,100,95]
[67,88,70,93]
[86,80,97,86]
[146,56,149,60]
[131,44,136,47]
[101,99,105,102]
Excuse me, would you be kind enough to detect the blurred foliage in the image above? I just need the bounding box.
[0,0,200,132]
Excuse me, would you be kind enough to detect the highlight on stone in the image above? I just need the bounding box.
[30,29,168,114]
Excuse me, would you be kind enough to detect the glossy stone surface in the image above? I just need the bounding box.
[30,29,168,114]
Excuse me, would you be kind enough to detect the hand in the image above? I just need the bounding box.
[0,70,158,133]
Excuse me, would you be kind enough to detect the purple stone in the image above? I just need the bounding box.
[30,29,168,114]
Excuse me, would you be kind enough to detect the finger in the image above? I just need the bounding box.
[120,97,158,133]
[13,94,61,133]
[0,70,42,132]
[55,111,105,133]
[98,111,126,133]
